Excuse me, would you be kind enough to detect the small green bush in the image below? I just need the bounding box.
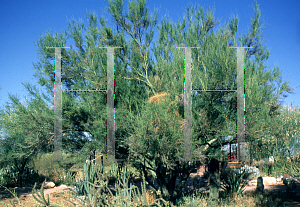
[53,167,77,186]
[0,164,40,187]
[221,168,251,197]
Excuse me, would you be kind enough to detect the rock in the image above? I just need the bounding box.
[40,181,55,189]
[248,180,257,186]
[248,177,278,185]
[262,177,277,185]
[276,178,282,183]
[59,184,68,188]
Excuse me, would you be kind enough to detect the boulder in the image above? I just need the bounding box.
[40,181,55,189]
[248,180,257,186]
[248,177,280,186]
[262,177,277,185]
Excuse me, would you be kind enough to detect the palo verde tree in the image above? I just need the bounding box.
[0,0,298,203]
[27,0,167,170]
[187,0,298,163]
[0,83,57,185]
[236,1,298,163]
[107,0,298,204]
[31,14,149,165]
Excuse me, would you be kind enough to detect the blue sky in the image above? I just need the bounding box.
[0,0,300,155]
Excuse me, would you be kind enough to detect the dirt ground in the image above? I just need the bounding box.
[1,174,300,206]
[0,185,75,206]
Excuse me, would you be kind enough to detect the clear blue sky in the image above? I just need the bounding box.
[0,0,300,159]
[0,1,299,124]
[1,0,299,113]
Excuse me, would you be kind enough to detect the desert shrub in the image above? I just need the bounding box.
[68,159,170,206]
[102,160,141,184]
[220,168,251,197]
[0,163,40,187]
[53,167,77,186]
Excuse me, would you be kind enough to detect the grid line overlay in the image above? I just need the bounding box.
[47,46,122,164]
[174,46,251,163]
[48,45,251,165]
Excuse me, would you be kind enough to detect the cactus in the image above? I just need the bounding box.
[111,169,170,206]
[31,180,53,206]
[69,159,170,206]
[73,180,85,195]
[76,159,107,205]
[114,167,132,206]
[82,159,94,203]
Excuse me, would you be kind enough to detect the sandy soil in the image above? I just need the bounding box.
[1,173,300,206]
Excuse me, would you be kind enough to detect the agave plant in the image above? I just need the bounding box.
[72,179,85,196]
[221,168,251,197]
[69,159,171,206]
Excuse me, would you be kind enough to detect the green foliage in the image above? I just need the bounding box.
[31,180,53,206]
[82,159,98,202]
[273,155,300,178]
[0,83,56,165]
[266,163,275,177]
[72,179,85,196]
[112,170,170,206]
[290,162,300,177]
[69,159,110,206]
[124,91,210,205]
[283,178,297,192]
[105,161,120,183]
[53,167,76,187]
[0,184,25,207]
[1,0,300,205]
[0,163,39,187]
[220,168,251,197]
[68,158,170,206]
